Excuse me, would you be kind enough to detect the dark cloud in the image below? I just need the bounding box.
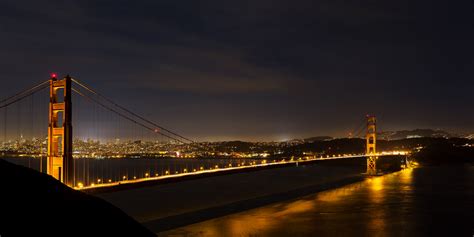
[0,0,472,141]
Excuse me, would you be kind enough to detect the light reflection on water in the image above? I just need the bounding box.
[160,166,473,236]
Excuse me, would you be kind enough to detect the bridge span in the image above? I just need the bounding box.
[95,153,411,232]
[0,74,410,191]
[79,152,409,193]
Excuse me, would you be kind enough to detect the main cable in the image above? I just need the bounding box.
[72,87,189,145]
[71,78,196,144]
[351,118,367,138]
[0,83,49,109]
[0,80,49,106]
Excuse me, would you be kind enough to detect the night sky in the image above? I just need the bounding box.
[0,0,473,141]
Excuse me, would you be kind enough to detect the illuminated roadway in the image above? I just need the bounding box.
[76,151,409,191]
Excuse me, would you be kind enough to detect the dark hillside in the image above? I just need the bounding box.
[0,159,155,237]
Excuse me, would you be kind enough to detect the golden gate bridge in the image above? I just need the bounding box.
[0,74,409,191]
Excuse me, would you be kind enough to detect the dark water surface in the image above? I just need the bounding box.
[160,165,474,236]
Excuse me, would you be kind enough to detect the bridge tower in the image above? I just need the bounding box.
[47,75,74,186]
[366,115,377,175]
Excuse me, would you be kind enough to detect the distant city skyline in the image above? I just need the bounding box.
[0,124,472,143]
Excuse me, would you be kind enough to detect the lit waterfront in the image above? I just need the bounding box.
[160,165,474,236]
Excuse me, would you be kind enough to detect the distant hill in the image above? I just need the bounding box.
[299,129,467,142]
[284,137,473,157]
[379,129,459,140]
[213,140,276,152]
[304,136,334,142]
[282,136,333,144]
[413,142,474,165]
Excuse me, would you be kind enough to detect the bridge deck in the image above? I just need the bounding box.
[79,153,406,193]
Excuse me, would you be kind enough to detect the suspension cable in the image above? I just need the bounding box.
[0,83,49,109]
[72,87,189,145]
[71,78,196,144]
[350,118,367,138]
[0,80,49,105]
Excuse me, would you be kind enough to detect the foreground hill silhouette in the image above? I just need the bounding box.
[0,159,155,236]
